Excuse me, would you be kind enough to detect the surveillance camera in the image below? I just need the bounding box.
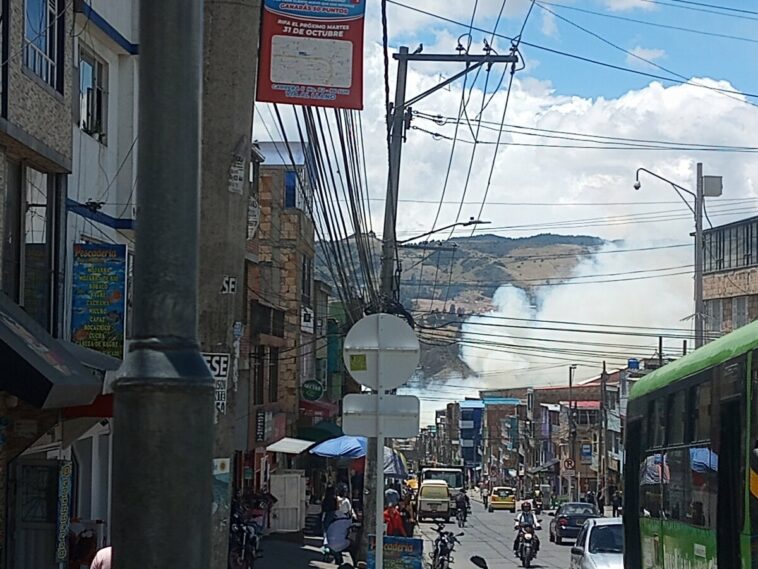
[633,181,641,190]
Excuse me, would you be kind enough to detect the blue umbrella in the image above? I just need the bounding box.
[309,435,368,458]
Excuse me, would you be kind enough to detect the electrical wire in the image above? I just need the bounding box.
[640,0,758,21]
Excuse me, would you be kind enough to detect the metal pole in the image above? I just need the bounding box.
[380,46,410,296]
[569,365,576,501]
[600,362,608,513]
[112,2,213,569]
[695,162,705,348]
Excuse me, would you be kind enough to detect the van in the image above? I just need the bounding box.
[417,480,451,522]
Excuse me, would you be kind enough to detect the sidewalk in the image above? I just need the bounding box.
[257,535,335,569]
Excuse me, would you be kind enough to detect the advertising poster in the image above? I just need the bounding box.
[56,460,73,562]
[367,535,423,569]
[257,0,366,109]
[71,243,127,358]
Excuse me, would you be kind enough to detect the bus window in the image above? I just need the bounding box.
[649,399,665,448]
[667,392,686,445]
[690,446,717,528]
[663,449,688,521]
[639,453,665,518]
[692,382,712,442]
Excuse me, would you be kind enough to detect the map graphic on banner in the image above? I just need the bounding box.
[71,243,127,358]
[257,0,366,109]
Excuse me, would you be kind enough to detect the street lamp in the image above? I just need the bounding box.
[634,163,722,348]
[396,217,491,245]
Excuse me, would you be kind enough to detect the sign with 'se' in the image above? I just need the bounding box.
[203,353,231,414]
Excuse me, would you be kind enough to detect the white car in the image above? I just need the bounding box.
[569,517,623,569]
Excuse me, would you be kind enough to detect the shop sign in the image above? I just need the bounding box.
[368,535,423,569]
[203,352,230,414]
[255,409,266,442]
[301,379,324,401]
[71,243,127,358]
[56,460,73,561]
[257,0,367,110]
[581,443,593,463]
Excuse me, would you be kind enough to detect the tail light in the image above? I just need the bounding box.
[558,517,568,527]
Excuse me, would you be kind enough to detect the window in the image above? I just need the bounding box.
[705,299,722,336]
[79,47,107,142]
[692,381,712,442]
[24,0,63,91]
[663,448,689,520]
[648,399,665,448]
[667,392,686,445]
[272,309,285,337]
[733,296,748,329]
[267,347,279,403]
[252,346,265,405]
[588,524,623,554]
[639,453,665,518]
[284,171,297,208]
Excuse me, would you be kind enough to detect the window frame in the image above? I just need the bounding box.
[23,0,64,92]
[78,45,108,143]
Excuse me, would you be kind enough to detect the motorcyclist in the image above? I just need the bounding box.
[513,501,541,556]
[455,489,470,523]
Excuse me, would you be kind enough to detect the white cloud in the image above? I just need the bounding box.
[601,0,656,10]
[626,45,667,68]
[540,9,558,38]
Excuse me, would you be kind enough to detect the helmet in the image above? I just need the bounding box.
[522,501,532,512]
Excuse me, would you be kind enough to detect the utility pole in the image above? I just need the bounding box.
[694,162,705,348]
[366,45,519,561]
[198,2,262,568]
[568,364,577,501]
[599,362,609,510]
[112,2,214,569]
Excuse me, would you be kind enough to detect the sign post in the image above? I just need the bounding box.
[342,314,420,569]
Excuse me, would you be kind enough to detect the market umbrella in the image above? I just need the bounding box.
[309,435,368,459]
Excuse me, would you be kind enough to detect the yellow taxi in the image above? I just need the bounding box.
[488,486,516,512]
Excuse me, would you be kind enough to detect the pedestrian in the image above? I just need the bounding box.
[597,491,606,515]
[91,546,112,569]
[384,489,406,537]
[612,491,623,517]
[322,485,338,534]
[482,485,490,509]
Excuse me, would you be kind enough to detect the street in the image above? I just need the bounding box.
[416,499,579,569]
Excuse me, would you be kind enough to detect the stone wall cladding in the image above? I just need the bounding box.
[6,0,73,167]
[703,267,758,300]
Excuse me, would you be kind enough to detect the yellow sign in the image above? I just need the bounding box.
[350,354,367,371]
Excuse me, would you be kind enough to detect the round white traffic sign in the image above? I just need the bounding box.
[342,313,420,391]
[564,458,575,470]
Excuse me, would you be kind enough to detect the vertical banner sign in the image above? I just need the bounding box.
[71,244,127,358]
[203,353,231,415]
[256,0,366,109]
[56,460,73,562]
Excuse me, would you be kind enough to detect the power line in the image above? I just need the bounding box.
[663,0,758,16]
[386,0,758,101]
[538,1,758,45]
[640,0,758,21]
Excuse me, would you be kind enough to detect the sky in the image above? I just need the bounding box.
[252,0,758,424]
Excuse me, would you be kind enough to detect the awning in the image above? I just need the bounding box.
[0,293,102,408]
[298,419,343,442]
[266,437,314,455]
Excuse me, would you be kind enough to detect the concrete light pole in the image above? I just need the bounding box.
[568,363,577,501]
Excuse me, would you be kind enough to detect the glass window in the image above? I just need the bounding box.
[649,399,665,448]
[705,299,722,336]
[575,525,588,549]
[284,171,297,208]
[736,225,745,267]
[667,392,686,445]
[733,296,748,329]
[588,524,623,554]
[693,382,712,442]
[24,0,62,91]
[267,346,279,403]
[663,449,689,521]
[79,47,107,142]
[640,453,665,518]
[23,167,51,329]
[689,446,717,527]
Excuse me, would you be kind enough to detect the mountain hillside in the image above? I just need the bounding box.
[316,233,604,378]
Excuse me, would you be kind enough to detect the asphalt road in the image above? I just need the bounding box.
[417,499,574,569]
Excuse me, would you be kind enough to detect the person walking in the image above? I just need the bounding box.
[91,546,112,569]
[482,485,490,510]
[612,490,623,517]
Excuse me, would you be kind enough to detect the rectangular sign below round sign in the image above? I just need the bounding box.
[342,394,420,438]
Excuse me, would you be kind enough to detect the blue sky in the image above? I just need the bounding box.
[380,0,758,103]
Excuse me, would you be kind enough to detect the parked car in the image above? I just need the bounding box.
[570,517,623,569]
[548,502,600,544]
[417,480,451,523]
[488,486,516,513]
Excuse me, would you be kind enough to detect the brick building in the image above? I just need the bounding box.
[703,215,758,335]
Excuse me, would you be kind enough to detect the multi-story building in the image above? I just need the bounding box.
[0,2,138,565]
[458,400,484,483]
[703,215,758,335]
[481,398,523,486]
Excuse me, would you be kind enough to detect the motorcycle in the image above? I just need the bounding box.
[229,511,260,569]
[515,523,537,568]
[430,523,463,569]
[533,497,544,515]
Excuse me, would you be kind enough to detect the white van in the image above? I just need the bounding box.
[417,479,451,523]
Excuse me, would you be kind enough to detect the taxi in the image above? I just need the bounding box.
[488,486,516,512]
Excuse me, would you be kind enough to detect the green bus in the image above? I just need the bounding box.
[624,320,758,569]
